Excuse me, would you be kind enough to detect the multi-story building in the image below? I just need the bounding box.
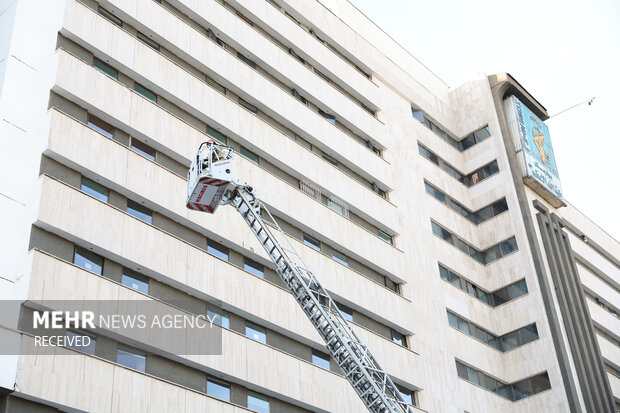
[0,0,618,411]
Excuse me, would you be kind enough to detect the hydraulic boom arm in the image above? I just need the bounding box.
[187,141,413,413]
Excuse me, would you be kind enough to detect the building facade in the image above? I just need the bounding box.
[0,0,618,412]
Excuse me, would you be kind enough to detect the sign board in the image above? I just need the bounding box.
[504,96,565,207]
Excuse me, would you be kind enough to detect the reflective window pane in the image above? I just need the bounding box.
[121,269,149,294]
[467,367,480,385]
[87,114,114,139]
[117,346,146,372]
[81,177,109,203]
[65,330,96,355]
[447,312,458,328]
[207,304,230,329]
[207,240,229,261]
[73,247,103,275]
[303,234,320,251]
[245,322,266,344]
[127,200,153,224]
[134,82,157,103]
[247,391,269,413]
[131,139,156,161]
[207,379,230,402]
[244,258,264,278]
[312,350,331,370]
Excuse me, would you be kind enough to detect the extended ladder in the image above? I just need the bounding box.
[226,183,413,413]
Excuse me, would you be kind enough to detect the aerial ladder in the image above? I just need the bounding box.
[187,141,413,413]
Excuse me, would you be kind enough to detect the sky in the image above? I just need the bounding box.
[325,0,620,241]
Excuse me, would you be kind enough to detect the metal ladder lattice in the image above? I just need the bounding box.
[228,185,413,413]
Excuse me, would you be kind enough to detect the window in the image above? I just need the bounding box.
[65,330,96,355]
[303,234,320,251]
[134,82,157,103]
[239,98,258,115]
[98,6,122,27]
[447,312,459,328]
[130,139,156,161]
[206,28,225,47]
[237,52,257,69]
[207,378,230,402]
[391,330,407,347]
[207,304,230,329]
[289,48,305,64]
[126,199,153,224]
[206,76,226,94]
[245,321,266,343]
[116,345,146,372]
[371,183,386,198]
[81,177,109,202]
[207,239,229,261]
[311,349,330,370]
[313,68,330,82]
[331,250,348,266]
[206,126,227,144]
[240,146,259,164]
[338,304,353,322]
[397,386,414,406]
[73,247,103,275]
[292,89,307,104]
[384,277,400,293]
[247,391,269,413]
[137,32,160,51]
[92,58,118,80]
[121,269,149,294]
[322,154,339,167]
[327,197,347,217]
[244,258,264,278]
[299,180,320,200]
[87,114,114,139]
[318,109,336,125]
[378,229,393,245]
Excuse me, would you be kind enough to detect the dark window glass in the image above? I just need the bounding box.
[239,98,258,115]
[207,240,229,261]
[467,367,480,385]
[292,88,307,104]
[245,322,266,343]
[391,330,407,347]
[318,109,336,125]
[447,312,458,328]
[134,83,157,103]
[339,304,353,322]
[520,324,539,345]
[488,336,500,350]
[378,229,393,245]
[126,199,153,224]
[303,234,320,251]
[512,378,533,401]
[244,258,264,278]
[207,126,227,144]
[483,246,500,264]
[501,331,519,351]
[311,349,330,370]
[207,304,230,328]
[497,383,513,400]
[116,346,146,372]
[81,177,109,202]
[322,154,339,167]
[412,109,425,123]
[87,114,114,139]
[530,372,551,394]
[206,76,226,94]
[206,28,224,47]
[456,362,468,379]
[93,57,118,80]
[65,330,96,355]
[332,250,349,266]
[98,7,122,26]
[456,238,470,255]
[433,188,446,203]
[471,325,488,343]
[478,289,490,305]
[474,126,491,142]
[130,139,156,161]
[476,206,494,223]
[483,162,499,177]
[137,32,160,51]
[457,318,470,335]
[492,199,508,215]
[73,247,103,275]
[207,379,230,402]
[237,52,257,69]
[121,269,149,294]
[461,134,476,150]
[240,146,259,164]
[313,68,331,82]
[289,48,305,64]
[500,238,518,256]
[397,386,414,405]
[439,265,450,281]
[483,375,498,393]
